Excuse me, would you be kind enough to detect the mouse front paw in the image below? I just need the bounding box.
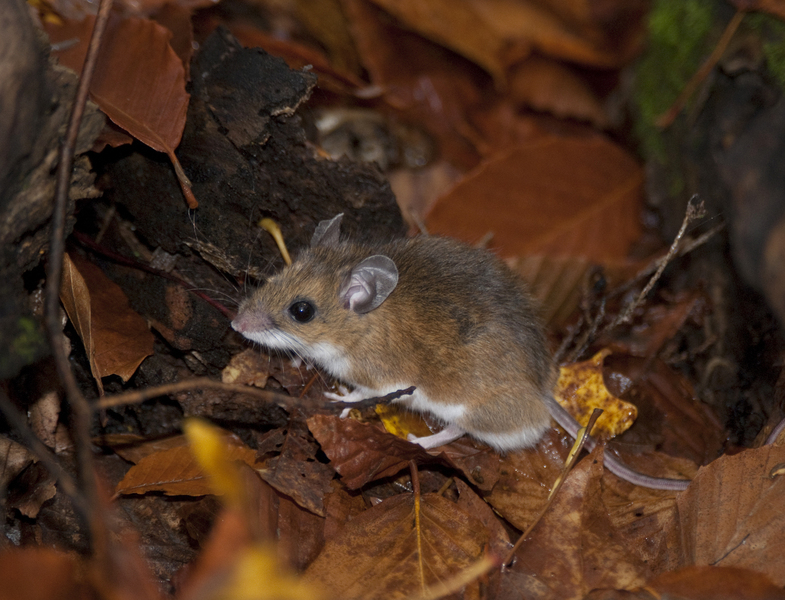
[324,387,366,403]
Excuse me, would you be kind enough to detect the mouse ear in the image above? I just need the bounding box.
[339,255,398,314]
[311,213,344,247]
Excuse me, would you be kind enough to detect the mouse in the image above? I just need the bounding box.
[232,214,691,491]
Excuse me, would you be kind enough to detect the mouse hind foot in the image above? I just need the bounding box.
[408,424,465,449]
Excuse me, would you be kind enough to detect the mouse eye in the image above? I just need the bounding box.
[289,300,315,323]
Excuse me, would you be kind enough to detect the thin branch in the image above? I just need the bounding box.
[96,377,415,412]
[610,195,707,328]
[43,0,114,545]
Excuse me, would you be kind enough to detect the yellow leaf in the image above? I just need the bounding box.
[375,403,433,440]
[555,349,637,439]
[222,545,321,600]
[183,418,245,507]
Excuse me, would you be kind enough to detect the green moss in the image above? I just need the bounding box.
[1,317,48,378]
[746,12,785,88]
[633,0,715,161]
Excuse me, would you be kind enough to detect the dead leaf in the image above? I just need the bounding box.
[0,547,87,600]
[512,253,592,327]
[466,0,645,68]
[46,15,194,207]
[115,431,258,497]
[0,436,35,490]
[60,253,102,394]
[426,135,644,261]
[222,348,270,387]
[68,253,154,383]
[509,56,609,127]
[366,0,508,87]
[649,565,785,599]
[603,355,725,468]
[503,445,649,598]
[304,492,489,599]
[254,422,335,517]
[483,429,571,532]
[307,414,498,491]
[675,443,785,585]
[556,349,638,440]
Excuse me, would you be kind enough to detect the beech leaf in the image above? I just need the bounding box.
[304,492,490,599]
[66,254,154,383]
[426,135,644,261]
[115,431,259,497]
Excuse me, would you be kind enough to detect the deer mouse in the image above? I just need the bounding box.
[233,215,690,491]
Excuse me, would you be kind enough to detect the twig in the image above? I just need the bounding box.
[503,409,602,566]
[95,377,415,412]
[567,298,605,364]
[656,10,745,128]
[609,195,707,328]
[43,0,114,547]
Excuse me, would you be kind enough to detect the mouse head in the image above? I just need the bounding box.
[232,215,399,359]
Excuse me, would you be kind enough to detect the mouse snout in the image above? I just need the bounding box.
[231,310,273,335]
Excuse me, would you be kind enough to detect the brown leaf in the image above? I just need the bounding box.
[483,429,571,531]
[512,253,592,327]
[304,492,489,599]
[650,565,785,600]
[47,15,194,206]
[426,135,644,261]
[729,0,785,20]
[307,414,498,490]
[0,436,35,490]
[366,0,508,86]
[255,422,335,517]
[60,253,102,394]
[0,547,88,600]
[674,444,785,586]
[342,0,487,169]
[68,253,154,382]
[115,432,258,496]
[503,446,649,598]
[603,355,724,468]
[508,55,609,127]
[466,0,645,68]
[152,4,194,80]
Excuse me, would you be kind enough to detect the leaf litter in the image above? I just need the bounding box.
[4,1,785,599]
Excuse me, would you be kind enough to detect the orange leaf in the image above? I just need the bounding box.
[426,135,644,262]
[115,431,258,497]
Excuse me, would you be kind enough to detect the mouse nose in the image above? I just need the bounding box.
[231,311,272,334]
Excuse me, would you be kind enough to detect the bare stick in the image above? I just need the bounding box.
[96,377,415,412]
[43,0,114,543]
[610,195,707,328]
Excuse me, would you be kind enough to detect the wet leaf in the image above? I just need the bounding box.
[426,135,644,261]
